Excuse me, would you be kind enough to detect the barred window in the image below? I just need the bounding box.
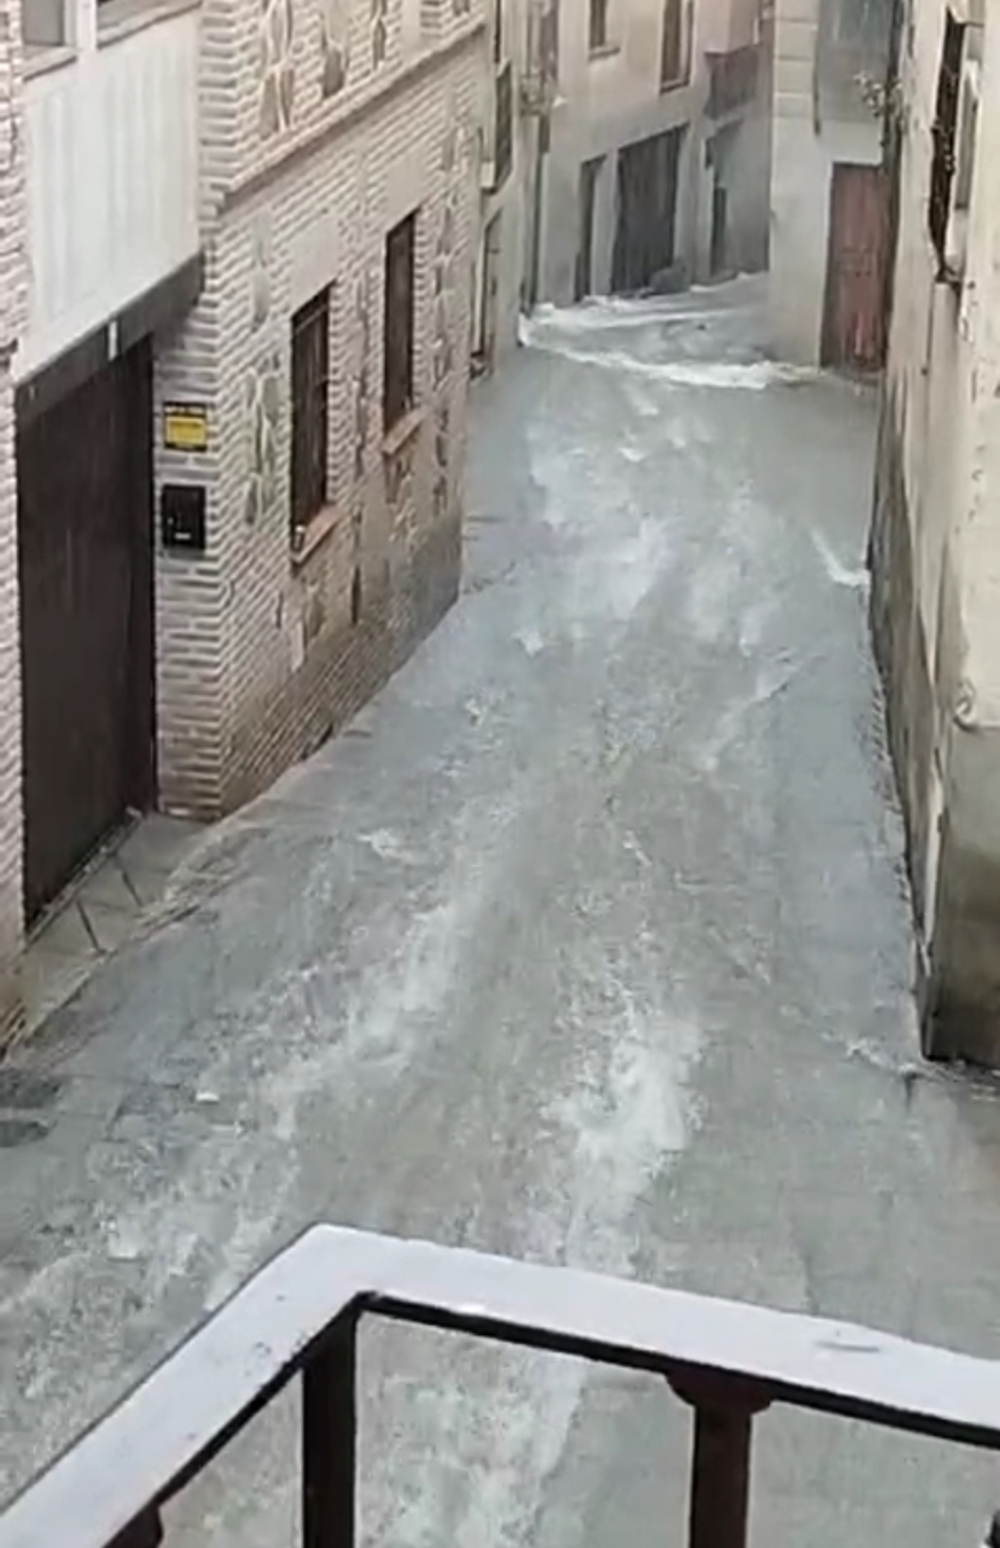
[384,214,416,433]
[660,0,685,86]
[290,288,331,548]
[589,0,608,50]
[928,10,964,270]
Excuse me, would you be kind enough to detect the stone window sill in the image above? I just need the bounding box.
[588,41,620,59]
[24,43,76,79]
[659,71,690,93]
[382,405,425,457]
[97,0,200,48]
[290,505,341,569]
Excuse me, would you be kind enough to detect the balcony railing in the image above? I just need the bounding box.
[704,44,759,118]
[4,1224,1000,1548]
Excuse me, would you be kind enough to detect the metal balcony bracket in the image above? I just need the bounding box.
[668,1373,772,1548]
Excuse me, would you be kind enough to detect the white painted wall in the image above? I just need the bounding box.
[767,0,881,362]
[952,4,1000,727]
[538,0,708,304]
[533,0,769,306]
[478,0,529,360]
[884,0,1000,715]
[18,0,200,378]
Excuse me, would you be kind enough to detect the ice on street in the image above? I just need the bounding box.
[4,281,1000,1548]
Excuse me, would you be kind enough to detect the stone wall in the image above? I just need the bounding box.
[154,7,484,818]
[0,0,25,1042]
[869,0,1000,1063]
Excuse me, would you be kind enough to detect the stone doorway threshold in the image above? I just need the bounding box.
[23,814,205,1032]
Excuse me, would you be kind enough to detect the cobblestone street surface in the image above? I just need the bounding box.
[3,277,1000,1548]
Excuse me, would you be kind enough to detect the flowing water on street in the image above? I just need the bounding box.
[3,278,1000,1548]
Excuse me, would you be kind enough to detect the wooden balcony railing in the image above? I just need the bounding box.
[4,1224,1000,1548]
[704,44,759,118]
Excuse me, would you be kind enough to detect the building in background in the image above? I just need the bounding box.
[0,0,484,1039]
[540,0,700,303]
[472,0,528,367]
[869,0,1000,1063]
[698,0,774,278]
[528,0,772,310]
[768,0,892,366]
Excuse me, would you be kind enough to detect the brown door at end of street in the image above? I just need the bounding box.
[821,162,890,371]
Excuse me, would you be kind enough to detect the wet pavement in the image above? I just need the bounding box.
[3,276,1000,1548]
[23,815,204,1032]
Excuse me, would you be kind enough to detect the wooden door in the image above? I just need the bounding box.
[18,344,155,920]
[482,214,502,366]
[821,163,890,371]
[611,128,683,294]
[574,156,602,301]
[710,181,727,276]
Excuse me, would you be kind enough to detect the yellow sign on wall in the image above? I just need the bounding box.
[164,403,209,452]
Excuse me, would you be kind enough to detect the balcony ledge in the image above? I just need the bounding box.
[23,42,76,78]
[96,0,199,47]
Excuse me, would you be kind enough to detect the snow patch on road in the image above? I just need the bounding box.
[686,545,743,645]
[373,969,705,1548]
[358,828,421,864]
[522,323,819,390]
[548,997,702,1264]
[527,423,675,644]
[524,301,746,336]
[811,528,869,590]
[515,626,546,656]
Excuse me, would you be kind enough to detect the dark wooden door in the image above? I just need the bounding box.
[821,163,890,370]
[18,343,155,920]
[574,156,602,301]
[482,213,502,365]
[710,181,727,275]
[611,127,683,293]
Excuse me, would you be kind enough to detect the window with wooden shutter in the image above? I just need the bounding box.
[589,0,608,50]
[384,214,416,433]
[660,0,685,86]
[928,9,964,271]
[290,287,331,549]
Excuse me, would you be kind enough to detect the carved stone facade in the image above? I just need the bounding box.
[321,0,350,94]
[154,0,484,817]
[258,0,296,138]
[0,0,482,1039]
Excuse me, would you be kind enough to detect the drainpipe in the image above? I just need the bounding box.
[528,112,549,310]
[880,0,906,337]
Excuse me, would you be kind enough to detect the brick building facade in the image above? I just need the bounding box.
[0,0,485,1042]
[0,0,24,1038]
[156,2,484,818]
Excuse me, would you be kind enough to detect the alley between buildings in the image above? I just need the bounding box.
[3,279,1000,1548]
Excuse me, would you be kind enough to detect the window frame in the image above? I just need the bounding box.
[928,8,964,274]
[492,0,502,63]
[659,0,688,88]
[383,213,417,435]
[290,286,332,551]
[588,0,608,52]
[22,0,68,53]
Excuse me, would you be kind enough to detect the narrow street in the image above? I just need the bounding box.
[4,279,1000,1546]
